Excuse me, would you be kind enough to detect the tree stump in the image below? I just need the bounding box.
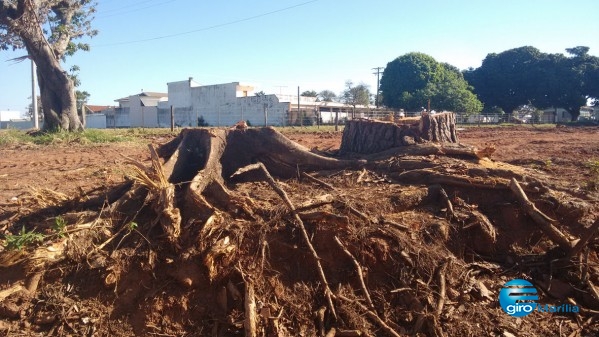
[340,112,459,154]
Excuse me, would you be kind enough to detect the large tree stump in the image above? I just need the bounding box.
[340,112,459,154]
[111,127,366,245]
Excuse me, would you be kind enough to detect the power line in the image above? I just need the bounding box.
[97,0,160,15]
[96,0,180,19]
[93,0,320,47]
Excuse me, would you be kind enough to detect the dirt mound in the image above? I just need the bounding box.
[1,123,598,336]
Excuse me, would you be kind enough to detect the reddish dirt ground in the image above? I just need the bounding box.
[2,126,598,206]
[1,125,598,336]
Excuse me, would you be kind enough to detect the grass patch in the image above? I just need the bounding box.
[0,128,143,146]
[276,125,343,133]
[0,125,342,147]
[0,129,34,145]
[457,123,556,129]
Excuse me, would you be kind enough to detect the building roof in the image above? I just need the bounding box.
[114,92,168,103]
[140,92,168,98]
[85,105,112,113]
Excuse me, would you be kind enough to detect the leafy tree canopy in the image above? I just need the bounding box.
[341,81,370,108]
[464,46,599,120]
[380,52,482,113]
[318,90,336,102]
[301,90,318,97]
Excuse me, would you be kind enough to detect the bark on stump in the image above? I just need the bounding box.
[112,127,366,247]
[340,112,459,154]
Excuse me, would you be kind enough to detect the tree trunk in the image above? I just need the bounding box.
[35,62,81,131]
[340,112,459,154]
[4,0,82,131]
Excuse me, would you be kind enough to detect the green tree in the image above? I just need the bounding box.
[341,81,370,118]
[301,90,318,97]
[318,90,336,102]
[464,46,599,120]
[1,0,97,131]
[380,52,482,113]
[76,90,90,110]
[68,65,90,110]
[26,95,42,120]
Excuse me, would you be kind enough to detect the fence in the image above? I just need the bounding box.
[455,112,558,125]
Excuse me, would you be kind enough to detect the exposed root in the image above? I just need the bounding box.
[3,124,597,336]
[509,178,573,251]
[334,236,374,310]
[233,162,338,321]
[337,293,402,337]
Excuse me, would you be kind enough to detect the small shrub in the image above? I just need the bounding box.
[585,159,599,190]
[5,226,45,250]
[53,216,68,238]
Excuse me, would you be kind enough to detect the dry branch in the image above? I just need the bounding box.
[382,220,410,231]
[435,258,451,319]
[568,218,599,258]
[301,172,338,191]
[332,200,372,223]
[234,162,337,320]
[315,306,326,336]
[393,170,510,190]
[324,327,337,337]
[509,178,573,250]
[244,280,257,337]
[437,186,454,218]
[300,212,350,228]
[337,294,402,337]
[334,236,374,310]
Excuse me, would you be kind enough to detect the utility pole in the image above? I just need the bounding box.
[31,59,39,129]
[263,103,268,127]
[372,66,384,108]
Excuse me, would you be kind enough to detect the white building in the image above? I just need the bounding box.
[0,110,22,122]
[158,78,291,127]
[113,92,168,128]
[157,78,366,127]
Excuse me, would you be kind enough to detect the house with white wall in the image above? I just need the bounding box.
[157,78,364,127]
[114,91,168,128]
[158,78,290,127]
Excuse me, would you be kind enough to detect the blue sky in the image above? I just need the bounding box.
[1,0,598,113]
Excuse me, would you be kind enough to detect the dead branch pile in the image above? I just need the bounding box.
[1,119,598,336]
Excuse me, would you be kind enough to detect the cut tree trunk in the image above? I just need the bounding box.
[113,127,366,245]
[340,112,458,154]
